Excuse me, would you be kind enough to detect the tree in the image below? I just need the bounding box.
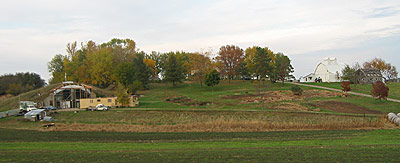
[274,53,294,85]
[114,62,135,86]
[164,52,186,86]
[204,70,220,87]
[371,81,389,100]
[245,46,258,78]
[189,53,212,86]
[6,83,23,96]
[363,58,398,80]
[0,72,45,96]
[216,45,244,83]
[127,80,143,95]
[253,47,273,85]
[87,47,114,86]
[132,52,151,89]
[115,83,130,107]
[48,54,66,84]
[143,58,157,79]
[341,64,358,88]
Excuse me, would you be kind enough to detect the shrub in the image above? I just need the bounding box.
[341,81,351,92]
[371,81,389,100]
[291,86,303,95]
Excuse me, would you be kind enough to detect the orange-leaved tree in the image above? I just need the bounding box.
[216,45,244,83]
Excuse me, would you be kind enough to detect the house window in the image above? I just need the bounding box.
[90,100,93,103]
[97,99,101,102]
[108,99,112,103]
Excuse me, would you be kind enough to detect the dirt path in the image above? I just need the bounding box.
[289,82,400,103]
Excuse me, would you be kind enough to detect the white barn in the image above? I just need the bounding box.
[302,58,345,83]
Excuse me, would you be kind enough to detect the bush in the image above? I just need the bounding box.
[291,86,303,96]
[341,81,351,92]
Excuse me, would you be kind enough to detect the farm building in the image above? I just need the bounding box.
[79,96,139,109]
[24,109,46,121]
[44,81,95,109]
[301,58,345,82]
[356,69,383,84]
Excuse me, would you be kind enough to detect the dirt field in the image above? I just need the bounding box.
[309,101,383,114]
[223,90,342,104]
[166,96,210,106]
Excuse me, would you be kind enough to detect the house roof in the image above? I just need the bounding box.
[357,69,382,77]
[25,109,45,116]
[316,57,345,74]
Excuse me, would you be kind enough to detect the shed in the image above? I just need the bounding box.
[24,109,46,121]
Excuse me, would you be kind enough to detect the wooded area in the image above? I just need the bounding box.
[0,72,45,96]
[48,38,294,91]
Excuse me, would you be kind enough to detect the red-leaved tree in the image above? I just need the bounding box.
[371,81,389,100]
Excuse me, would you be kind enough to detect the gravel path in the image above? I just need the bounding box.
[288,82,400,103]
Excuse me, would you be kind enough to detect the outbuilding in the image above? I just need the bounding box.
[24,109,46,121]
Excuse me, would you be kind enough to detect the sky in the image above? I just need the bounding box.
[1,0,399,81]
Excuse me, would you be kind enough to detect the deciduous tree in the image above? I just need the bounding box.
[116,83,129,107]
[189,53,212,86]
[216,45,244,83]
[48,54,66,84]
[253,47,273,85]
[274,53,294,85]
[371,81,389,100]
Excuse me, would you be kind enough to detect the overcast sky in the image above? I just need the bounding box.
[1,0,399,81]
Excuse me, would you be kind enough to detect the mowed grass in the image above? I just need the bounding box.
[303,82,400,100]
[1,128,400,162]
[138,80,310,109]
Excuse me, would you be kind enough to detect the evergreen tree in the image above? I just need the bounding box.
[204,70,220,87]
[164,53,185,86]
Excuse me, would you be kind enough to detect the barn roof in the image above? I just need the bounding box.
[316,58,345,74]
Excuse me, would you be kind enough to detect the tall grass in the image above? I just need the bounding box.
[46,111,385,132]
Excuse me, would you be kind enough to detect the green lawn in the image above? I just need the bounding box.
[303,82,400,100]
[1,128,399,162]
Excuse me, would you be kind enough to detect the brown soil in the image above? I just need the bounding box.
[166,96,210,106]
[270,102,309,112]
[223,90,342,104]
[312,101,383,114]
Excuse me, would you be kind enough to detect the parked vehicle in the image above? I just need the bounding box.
[43,106,57,111]
[86,104,109,111]
[26,105,38,112]
[95,104,109,111]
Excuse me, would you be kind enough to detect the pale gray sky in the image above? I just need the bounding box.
[1,0,399,81]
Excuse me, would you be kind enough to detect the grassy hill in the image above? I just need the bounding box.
[1,80,400,162]
[302,82,400,100]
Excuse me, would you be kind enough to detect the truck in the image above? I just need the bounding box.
[19,101,37,113]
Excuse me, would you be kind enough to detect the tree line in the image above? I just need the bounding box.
[0,72,45,96]
[48,38,294,93]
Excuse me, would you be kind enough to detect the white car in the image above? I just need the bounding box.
[95,104,109,111]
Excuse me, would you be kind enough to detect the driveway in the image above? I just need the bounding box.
[289,82,400,103]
